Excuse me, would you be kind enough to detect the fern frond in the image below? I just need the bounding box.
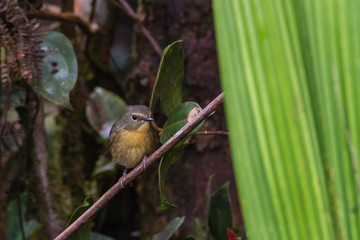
[0,0,44,84]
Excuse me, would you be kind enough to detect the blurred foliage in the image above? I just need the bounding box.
[86,87,127,139]
[152,216,185,240]
[208,182,232,240]
[91,161,117,179]
[186,181,239,240]
[160,102,203,144]
[158,147,183,210]
[67,197,94,240]
[0,87,25,109]
[214,0,360,239]
[31,31,78,108]
[66,198,117,240]
[189,217,208,240]
[158,102,203,209]
[5,194,41,240]
[150,40,184,116]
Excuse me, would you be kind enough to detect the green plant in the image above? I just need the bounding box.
[213,0,360,239]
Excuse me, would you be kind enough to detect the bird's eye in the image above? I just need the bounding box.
[131,115,138,120]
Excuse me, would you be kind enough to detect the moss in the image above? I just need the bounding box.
[54,108,86,210]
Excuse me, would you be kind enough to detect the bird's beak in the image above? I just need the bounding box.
[144,117,153,121]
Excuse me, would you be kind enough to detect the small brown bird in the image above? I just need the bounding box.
[109,105,160,184]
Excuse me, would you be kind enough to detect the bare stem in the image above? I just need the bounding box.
[27,11,98,35]
[114,0,162,57]
[196,130,228,136]
[32,99,63,238]
[54,92,225,240]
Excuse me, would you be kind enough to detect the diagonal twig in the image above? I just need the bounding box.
[113,0,163,57]
[54,92,225,240]
[31,96,63,238]
[196,130,228,136]
[27,11,98,35]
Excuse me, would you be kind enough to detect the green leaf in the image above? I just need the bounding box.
[191,217,208,240]
[31,31,78,107]
[158,102,203,210]
[158,147,183,210]
[213,0,360,239]
[152,216,185,240]
[86,87,127,138]
[208,182,232,240]
[67,197,94,240]
[5,193,41,240]
[160,101,203,144]
[150,40,184,115]
[92,161,116,178]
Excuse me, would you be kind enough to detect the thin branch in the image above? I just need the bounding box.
[138,24,163,57]
[196,130,228,136]
[89,0,98,22]
[32,99,63,238]
[116,0,137,19]
[27,11,98,35]
[17,197,26,240]
[54,92,225,240]
[113,0,163,57]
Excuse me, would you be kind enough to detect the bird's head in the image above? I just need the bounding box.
[121,105,154,132]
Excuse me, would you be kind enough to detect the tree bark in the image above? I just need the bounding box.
[31,97,64,239]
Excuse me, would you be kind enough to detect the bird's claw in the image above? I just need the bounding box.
[120,177,124,188]
[142,156,148,171]
[119,169,127,188]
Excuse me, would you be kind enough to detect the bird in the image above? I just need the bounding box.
[109,105,160,186]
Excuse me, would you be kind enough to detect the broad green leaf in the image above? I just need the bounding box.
[5,194,41,240]
[158,102,203,210]
[86,87,127,139]
[213,0,360,239]
[31,31,77,107]
[152,216,185,240]
[160,101,203,144]
[158,147,183,210]
[67,197,94,240]
[150,40,184,115]
[208,182,232,240]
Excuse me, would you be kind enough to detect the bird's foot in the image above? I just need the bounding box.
[142,156,148,171]
[119,169,127,188]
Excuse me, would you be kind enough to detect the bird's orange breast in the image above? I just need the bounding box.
[110,122,156,169]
